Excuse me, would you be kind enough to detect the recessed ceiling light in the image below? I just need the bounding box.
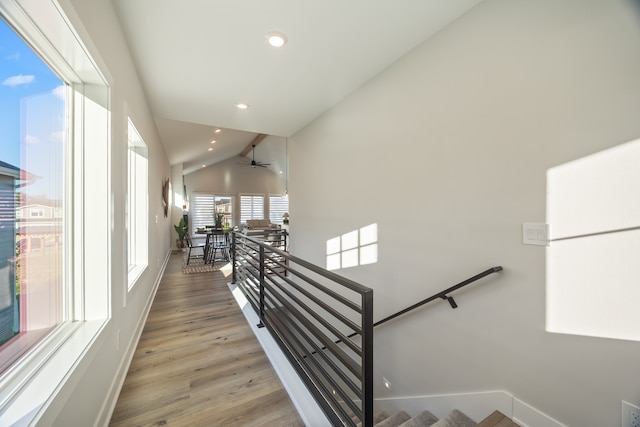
[208,147,213,151]
[201,164,206,168]
[214,128,221,133]
[267,31,287,48]
[210,140,216,144]
[236,103,249,110]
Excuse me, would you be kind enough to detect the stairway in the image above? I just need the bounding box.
[355,409,520,427]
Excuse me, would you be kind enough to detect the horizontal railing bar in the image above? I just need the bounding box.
[271,260,362,313]
[261,285,363,378]
[263,308,364,418]
[264,307,363,401]
[261,274,363,357]
[236,232,371,294]
[261,265,363,337]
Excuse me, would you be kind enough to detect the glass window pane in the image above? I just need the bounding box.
[0,18,65,368]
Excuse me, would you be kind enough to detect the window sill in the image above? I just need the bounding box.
[128,264,148,291]
[0,319,108,426]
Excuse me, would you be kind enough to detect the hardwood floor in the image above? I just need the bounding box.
[109,253,304,427]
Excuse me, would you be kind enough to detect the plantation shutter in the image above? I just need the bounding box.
[191,193,215,232]
[269,195,289,224]
[240,195,264,223]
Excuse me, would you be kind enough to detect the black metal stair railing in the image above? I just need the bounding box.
[231,231,374,427]
[230,230,503,426]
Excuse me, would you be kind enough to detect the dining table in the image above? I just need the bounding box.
[195,227,232,264]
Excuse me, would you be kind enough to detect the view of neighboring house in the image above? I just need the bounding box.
[0,161,19,345]
[0,160,60,346]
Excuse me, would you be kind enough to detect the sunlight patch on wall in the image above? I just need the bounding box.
[174,192,184,209]
[326,223,378,271]
[546,138,640,342]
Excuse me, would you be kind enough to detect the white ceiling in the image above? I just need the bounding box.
[111,0,483,174]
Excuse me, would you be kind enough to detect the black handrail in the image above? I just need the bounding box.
[373,266,503,328]
[311,266,503,351]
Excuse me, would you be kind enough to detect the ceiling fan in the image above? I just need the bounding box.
[238,144,270,168]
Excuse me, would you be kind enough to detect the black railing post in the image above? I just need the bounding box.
[362,288,374,427]
[257,244,266,328]
[231,231,237,284]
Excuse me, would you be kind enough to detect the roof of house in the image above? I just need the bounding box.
[0,160,20,178]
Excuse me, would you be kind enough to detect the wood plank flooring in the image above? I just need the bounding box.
[109,253,304,427]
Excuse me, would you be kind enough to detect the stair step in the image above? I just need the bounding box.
[357,411,389,427]
[476,410,521,427]
[430,409,476,427]
[375,410,411,427]
[398,409,439,427]
[356,408,519,427]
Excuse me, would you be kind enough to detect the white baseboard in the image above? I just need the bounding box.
[96,249,171,427]
[513,397,568,427]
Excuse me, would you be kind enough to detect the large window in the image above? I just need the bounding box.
[127,118,148,287]
[0,3,109,423]
[269,194,289,225]
[0,17,65,369]
[191,193,233,232]
[240,195,264,223]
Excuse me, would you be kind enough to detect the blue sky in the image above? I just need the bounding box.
[1,18,65,196]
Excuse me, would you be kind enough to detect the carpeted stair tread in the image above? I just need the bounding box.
[399,410,440,427]
[476,410,521,427]
[357,411,389,427]
[375,410,412,427]
[430,409,476,427]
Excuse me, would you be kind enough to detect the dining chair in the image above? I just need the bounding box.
[184,229,206,265]
[207,230,230,264]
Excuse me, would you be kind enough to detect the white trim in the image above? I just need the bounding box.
[0,320,108,426]
[96,249,171,426]
[513,397,568,427]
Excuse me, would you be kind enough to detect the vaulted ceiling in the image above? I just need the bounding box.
[111,0,483,174]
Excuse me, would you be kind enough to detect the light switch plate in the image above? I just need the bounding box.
[523,223,549,246]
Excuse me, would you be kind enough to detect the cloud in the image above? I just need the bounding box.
[52,85,66,100]
[5,53,20,61]
[24,134,39,145]
[2,74,35,87]
[49,131,65,142]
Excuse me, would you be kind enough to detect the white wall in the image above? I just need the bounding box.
[290,1,640,426]
[184,155,285,226]
[41,0,172,425]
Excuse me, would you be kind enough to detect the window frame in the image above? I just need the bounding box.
[0,2,110,424]
[126,117,148,289]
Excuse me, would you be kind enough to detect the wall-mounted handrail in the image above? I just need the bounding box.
[373,266,503,329]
